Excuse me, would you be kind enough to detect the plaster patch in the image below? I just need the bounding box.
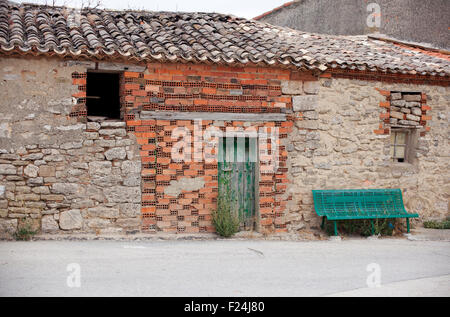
[0,122,12,138]
[164,177,206,197]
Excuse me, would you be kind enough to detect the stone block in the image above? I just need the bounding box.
[89,161,112,176]
[390,111,404,120]
[303,81,320,94]
[86,218,111,229]
[403,94,421,102]
[292,95,317,112]
[59,209,82,230]
[123,174,141,187]
[119,203,141,218]
[405,101,421,108]
[99,129,127,137]
[280,80,303,95]
[0,219,18,237]
[399,120,419,126]
[105,148,127,160]
[411,107,422,116]
[100,121,126,128]
[121,161,141,175]
[400,107,411,114]
[60,141,83,150]
[391,100,406,107]
[115,218,141,228]
[406,114,420,121]
[295,120,318,130]
[390,92,401,100]
[86,122,101,131]
[87,206,119,219]
[0,164,16,175]
[51,183,81,195]
[104,186,141,203]
[24,164,39,178]
[41,215,59,232]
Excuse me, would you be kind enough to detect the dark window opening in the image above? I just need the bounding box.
[86,72,120,119]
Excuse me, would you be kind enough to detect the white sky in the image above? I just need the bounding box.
[15,0,289,19]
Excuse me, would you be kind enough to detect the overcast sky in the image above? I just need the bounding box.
[15,0,289,19]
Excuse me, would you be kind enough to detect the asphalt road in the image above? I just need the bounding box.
[0,239,449,296]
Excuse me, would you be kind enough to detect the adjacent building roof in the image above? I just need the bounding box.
[253,0,298,21]
[0,1,449,77]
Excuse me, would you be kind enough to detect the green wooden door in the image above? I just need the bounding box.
[218,136,256,230]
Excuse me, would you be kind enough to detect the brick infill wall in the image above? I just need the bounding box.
[73,63,296,234]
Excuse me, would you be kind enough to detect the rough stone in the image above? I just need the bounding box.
[24,164,39,178]
[87,206,119,219]
[411,107,422,116]
[60,141,83,150]
[104,186,140,203]
[100,121,126,128]
[86,122,101,131]
[115,218,141,228]
[390,111,404,120]
[303,81,320,94]
[0,164,16,175]
[405,101,421,108]
[280,80,303,94]
[41,215,59,232]
[105,148,127,160]
[293,95,317,112]
[119,203,141,218]
[123,175,140,187]
[406,114,420,122]
[403,94,422,102]
[86,218,111,228]
[295,120,318,130]
[89,161,112,176]
[391,100,406,107]
[59,209,82,230]
[401,107,411,114]
[121,161,141,175]
[51,183,81,195]
[22,153,44,160]
[0,218,17,237]
[390,92,402,100]
[99,129,127,137]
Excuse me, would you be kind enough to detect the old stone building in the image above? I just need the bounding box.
[254,0,450,50]
[0,1,449,238]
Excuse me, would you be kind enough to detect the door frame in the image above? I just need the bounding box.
[218,132,260,231]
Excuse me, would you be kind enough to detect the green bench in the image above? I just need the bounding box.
[312,189,419,236]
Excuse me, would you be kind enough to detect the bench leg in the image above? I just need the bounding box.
[406,218,410,233]
[371,220,374,236]
[334,221,338,236]
[321,217,325,229]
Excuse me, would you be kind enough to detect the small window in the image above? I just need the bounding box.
[390,131,407,162]
[390,129,416,163]
[86,72,120,119]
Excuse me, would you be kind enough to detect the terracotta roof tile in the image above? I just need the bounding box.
[0,1,449,77]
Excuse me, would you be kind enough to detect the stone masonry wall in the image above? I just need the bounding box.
[0,57,141,238]
[285,76,449,235]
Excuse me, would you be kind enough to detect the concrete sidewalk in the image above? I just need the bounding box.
[1,238,449,296]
